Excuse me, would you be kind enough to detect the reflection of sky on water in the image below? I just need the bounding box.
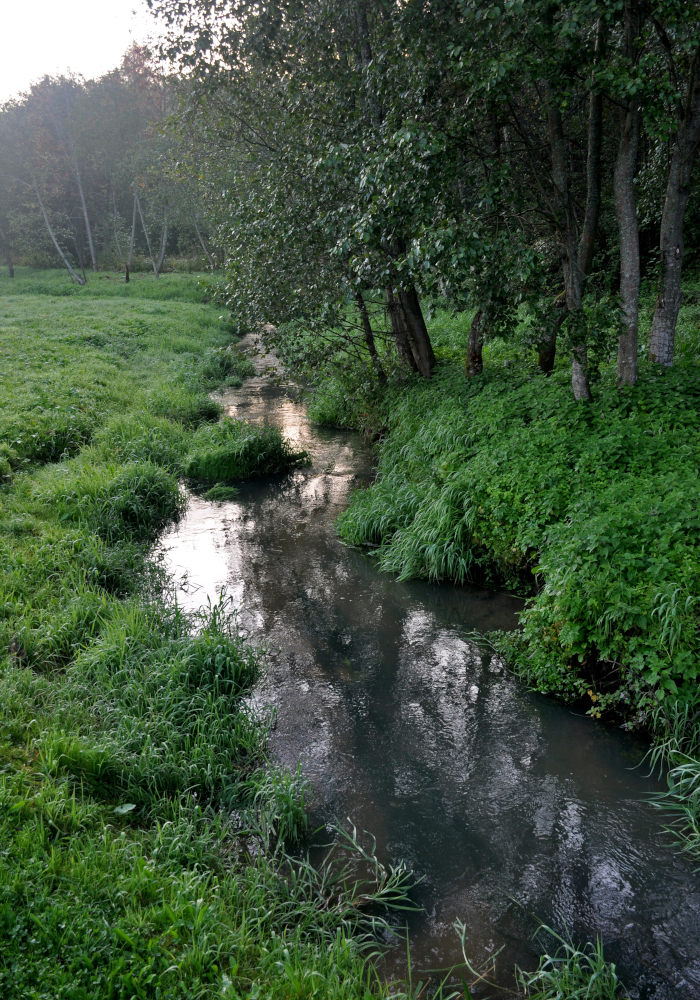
[159,336,700,1000]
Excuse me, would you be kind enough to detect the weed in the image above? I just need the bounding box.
[203,483,239,501]
[516,926,628,1000]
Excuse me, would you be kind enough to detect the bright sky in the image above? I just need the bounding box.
[1,0,162,103]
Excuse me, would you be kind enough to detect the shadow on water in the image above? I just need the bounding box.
[159,336,700,999]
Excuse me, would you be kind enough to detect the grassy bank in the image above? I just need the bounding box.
[0,270,414,999]
[283,291,700,857]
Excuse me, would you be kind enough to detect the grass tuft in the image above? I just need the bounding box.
[516,926,628,1000]
[185,418,309,484]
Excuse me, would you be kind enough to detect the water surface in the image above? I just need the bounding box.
[160,340,699,999]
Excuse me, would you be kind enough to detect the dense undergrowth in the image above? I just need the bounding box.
[0,270,414,999]
[284,288,699,859]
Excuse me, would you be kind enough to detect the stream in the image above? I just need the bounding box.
[159,339,700,999]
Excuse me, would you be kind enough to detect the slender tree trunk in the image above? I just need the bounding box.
[650,48,700,366]
[134,191,156,274]
[33,181,85,285]
[353,289,386,383]
[127,194,137,283]
[466,309,484,376]
[354,0,382,123]
[543,19,604,400]
[538,298,566,374]
[398,284,435,377]
[193,217,216,268]
[614,2,642,386]
[0,222,14,277]
[72,153,97,271]
[112,187,126,270]
[546,97,592,400]
[154,206,169,277]
[614,105,641,385]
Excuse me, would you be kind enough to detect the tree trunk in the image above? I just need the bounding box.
[0,222,14,277]
[72,153,97,271]
[543,18,604,401]
[538,298,565,374]
[386,287,418,373]
[135,191,157,274]
[354,289,386,383]
[466,309,484,376]
[127,194,137,282]
[614,2,642,387]
[33,181,86,285]
[650,48,700,366]
[614,105,640,385]
[193,217,216,268]
[398,284,435,377]
[154,206,169,277]
[546,96,592,401]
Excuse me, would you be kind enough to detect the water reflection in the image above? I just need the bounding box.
[159,337,700,1000]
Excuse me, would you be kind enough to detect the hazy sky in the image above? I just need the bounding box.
[1,0,161,103]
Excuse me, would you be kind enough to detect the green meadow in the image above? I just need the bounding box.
[0,270,410,1000]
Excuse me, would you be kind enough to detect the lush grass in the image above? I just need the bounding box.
[185,418,309,485]
[0,270,414,1000]
[336,357,699,727]
[516,927,628,1000]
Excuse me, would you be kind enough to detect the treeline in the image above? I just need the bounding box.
[0,46,214,281]
[151,0,699,397]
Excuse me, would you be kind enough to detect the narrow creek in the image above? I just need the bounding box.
[159,338,700,999]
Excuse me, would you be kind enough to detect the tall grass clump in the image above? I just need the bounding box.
[516,927,628,1000]
[185,418,309,484]
[646,701,700,859]
[34,460,185,542]
[199,343,255,387]
[92,412,190,471]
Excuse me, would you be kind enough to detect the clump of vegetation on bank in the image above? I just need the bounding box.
[184,418,309,485]
[337,351,698,730]
[0,271,413,999]
[517,926,628,1000]
[284,294,699,765]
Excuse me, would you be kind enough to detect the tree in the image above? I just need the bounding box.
[150,0,438,377]
[647,8,700,366]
